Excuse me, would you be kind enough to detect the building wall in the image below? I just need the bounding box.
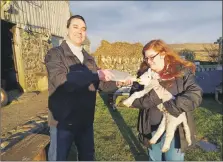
[1,1,71,92]
[15,28,52,92]
[13,28,91,92]
[1,1,70,38]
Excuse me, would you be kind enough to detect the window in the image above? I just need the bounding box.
[51,35,63,47]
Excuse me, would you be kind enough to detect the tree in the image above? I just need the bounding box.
[203,44,219,63]
[178,49,195,62]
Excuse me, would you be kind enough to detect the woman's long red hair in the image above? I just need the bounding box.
[142,39,196,80]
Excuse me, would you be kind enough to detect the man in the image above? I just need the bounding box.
[45,15,130,161]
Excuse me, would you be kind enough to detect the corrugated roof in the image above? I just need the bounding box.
[1,1,70,37]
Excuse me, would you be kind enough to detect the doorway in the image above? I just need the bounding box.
[1,20,18,91]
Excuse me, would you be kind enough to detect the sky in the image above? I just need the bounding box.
[69,1,222,52]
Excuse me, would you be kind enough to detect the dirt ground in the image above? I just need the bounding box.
[1,90,49,135]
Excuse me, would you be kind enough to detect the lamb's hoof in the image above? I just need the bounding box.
[161,147,170,153]
[149,140,156,145]
[188,141,192,146]
[123,100,131,107]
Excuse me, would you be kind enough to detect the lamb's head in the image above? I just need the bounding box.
[138,68,152,86]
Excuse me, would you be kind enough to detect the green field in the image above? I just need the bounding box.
[68,93,222,161]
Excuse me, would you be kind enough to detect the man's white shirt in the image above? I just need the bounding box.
[66,40,84,64]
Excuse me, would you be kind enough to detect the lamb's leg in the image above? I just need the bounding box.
[123,89,148,107]
[161,113,181,152]
[122,93,138,107]
[149,112,166,144]
[181,112,192,146]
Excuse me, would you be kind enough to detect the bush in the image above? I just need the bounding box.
[179,49,195,62]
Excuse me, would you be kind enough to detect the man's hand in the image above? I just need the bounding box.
[97,69,115,81]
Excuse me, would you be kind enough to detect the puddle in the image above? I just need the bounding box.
[197,140,219,152]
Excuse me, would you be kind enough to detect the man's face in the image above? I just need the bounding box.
[67,18,86,46]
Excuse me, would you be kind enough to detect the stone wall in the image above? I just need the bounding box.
[94,55,143,76]
[93,41,220,76]
[93,40,144,76]
[18,30,91,92]
[20,28,52,92]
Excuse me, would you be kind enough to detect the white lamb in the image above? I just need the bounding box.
[123,69,192,152]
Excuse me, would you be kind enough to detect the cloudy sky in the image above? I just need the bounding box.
[69,1,222,52]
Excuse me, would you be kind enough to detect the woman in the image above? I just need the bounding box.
[128,39,203,161]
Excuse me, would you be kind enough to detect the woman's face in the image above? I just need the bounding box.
[144,49,165,72]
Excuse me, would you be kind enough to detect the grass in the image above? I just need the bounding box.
[185,97,223,161]
[94,93,147,161]
[68,93,222,161]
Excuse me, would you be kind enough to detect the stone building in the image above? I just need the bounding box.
[1,1,90,92]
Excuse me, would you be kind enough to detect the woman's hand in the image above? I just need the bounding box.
[116,79,133,87]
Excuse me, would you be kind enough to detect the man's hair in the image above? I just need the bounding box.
[67,15,86,28]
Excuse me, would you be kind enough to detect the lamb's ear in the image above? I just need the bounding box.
[137,61,149,77]
[148,68,152,79]
[148,68,151,73]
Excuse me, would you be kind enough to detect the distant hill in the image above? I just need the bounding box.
[93,40,219,62]
[169,43,218,52]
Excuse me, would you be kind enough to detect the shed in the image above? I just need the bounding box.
[1,1,71,92]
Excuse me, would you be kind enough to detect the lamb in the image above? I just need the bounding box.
[123,69,192,152]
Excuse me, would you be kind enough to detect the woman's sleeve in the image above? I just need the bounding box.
[163,70,203,117]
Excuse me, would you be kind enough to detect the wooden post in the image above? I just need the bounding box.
[1,134,50,161]
[33,147,47,161]
[215,86,222,104]
[13,26,27,92]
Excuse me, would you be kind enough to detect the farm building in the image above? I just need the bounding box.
[1,1,91,92]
